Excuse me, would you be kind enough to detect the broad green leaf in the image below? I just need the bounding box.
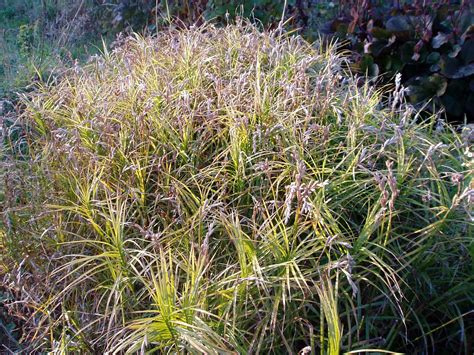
[386,16,411,32]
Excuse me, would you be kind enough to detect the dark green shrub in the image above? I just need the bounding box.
[323,0,474,123]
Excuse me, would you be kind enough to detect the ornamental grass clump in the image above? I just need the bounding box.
[2,22,473,353]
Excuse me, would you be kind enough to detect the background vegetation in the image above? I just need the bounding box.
[0,0,473,353]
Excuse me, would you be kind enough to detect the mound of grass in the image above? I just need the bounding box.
[2,22,473,353]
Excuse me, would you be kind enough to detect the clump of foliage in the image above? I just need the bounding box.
[324,0,474,122]
[2,23,473,353]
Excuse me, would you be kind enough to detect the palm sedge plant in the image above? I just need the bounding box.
[1,21,473,353]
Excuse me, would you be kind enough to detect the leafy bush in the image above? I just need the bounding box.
[324,0,474,123]
[2,23,473,353]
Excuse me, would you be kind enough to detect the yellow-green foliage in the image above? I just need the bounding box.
[3,23,473,353]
